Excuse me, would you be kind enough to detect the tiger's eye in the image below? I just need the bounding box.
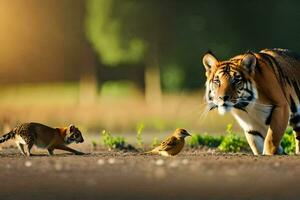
[213,76,220,84]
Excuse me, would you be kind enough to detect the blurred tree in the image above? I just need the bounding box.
[85,0,178,107]
[86,0,300,93]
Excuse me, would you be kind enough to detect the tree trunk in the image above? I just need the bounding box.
[79,40,98,105]
[144,57,162,110]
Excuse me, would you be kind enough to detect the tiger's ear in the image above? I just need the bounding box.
[240,53,256,74]
[69,124,75,132]
[202,51,218,77]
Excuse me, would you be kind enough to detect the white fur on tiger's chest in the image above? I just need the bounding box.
[231,103,273,136]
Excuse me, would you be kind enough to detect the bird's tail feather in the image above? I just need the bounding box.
[144,148,159,154]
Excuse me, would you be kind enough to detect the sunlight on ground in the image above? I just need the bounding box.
[0,83,240,135]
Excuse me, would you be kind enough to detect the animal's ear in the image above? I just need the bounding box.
[240,53,256,74]
[69,124,75,132]
[202,51,218,77]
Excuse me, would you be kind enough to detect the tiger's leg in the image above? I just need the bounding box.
[54,145,85,155]
[16,142,26,156]
[24,142,34,156]
[295,135,300,154]
[245,131,264,155]
[47,148,54,156]
[263,105,289,155]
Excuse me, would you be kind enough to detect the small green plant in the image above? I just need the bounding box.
[91,140,97,150]
[281,127,296,154]
[151,137,159,148]
[188,133,224,148]
[218,124,249,152]
[102,130,126,150]
[136,123,144,148]
[188,124,296,154]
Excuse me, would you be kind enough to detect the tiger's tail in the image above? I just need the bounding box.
[0,130,15,143]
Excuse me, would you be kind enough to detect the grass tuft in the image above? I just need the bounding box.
[188,133,223,148]
[188,124,249,152]
[91,140,97,150]
[281,127,296,154]
[218,124,249,152]
[136,123,144,148]
[102,130,126,150]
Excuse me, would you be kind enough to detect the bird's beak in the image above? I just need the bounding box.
[186,132,191,137]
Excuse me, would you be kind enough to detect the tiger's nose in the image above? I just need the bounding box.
[219,95,230,101]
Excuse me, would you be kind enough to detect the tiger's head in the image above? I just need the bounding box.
[202,51,258,115]
[65,124,84,144]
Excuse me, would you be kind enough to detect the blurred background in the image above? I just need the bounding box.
[0,0,300,135]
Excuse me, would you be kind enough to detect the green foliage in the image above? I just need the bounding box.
[97,125,296,154]
[85,1,300,91]
[91,140,97,149]
[85,0,144,65]
[161,65,185,92]
[281,127,296,154]
[136,123,144,148]
[102,130,126,150]
[218,124,249,152]
[188,125,297,154]
[188,133,223,148]
[188,124,249,153]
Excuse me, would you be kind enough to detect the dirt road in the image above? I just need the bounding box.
[0,146,300,200]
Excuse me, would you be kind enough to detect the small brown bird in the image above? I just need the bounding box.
[147,128,191,156]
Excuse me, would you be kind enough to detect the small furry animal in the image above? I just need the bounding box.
[147,128,191,156]
[0,122,84,156]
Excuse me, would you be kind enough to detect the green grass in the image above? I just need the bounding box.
[101,130,137,151]
[91,140,97,150]
[281,127,296,154]
[188,133,224,148]
[102,130,126,150]
[188,124,297,154]
[96,124,297,154]
[188,124,248,152]
[136,123,144,148]
[99,124,297,154]
[218,124,249,152]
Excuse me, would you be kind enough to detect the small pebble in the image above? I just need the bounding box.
[274,162,280,167]
[54,163,63,171]
[108,158,116,164]
[97,159,105,165]
[169,161,179,168]
[182,159,189,165]
[155,159,164,166]
[24,161,32,167]
[154,168,166,179]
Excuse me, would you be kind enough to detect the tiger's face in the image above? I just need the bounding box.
[202,51,258,115]
[65,125,84,144]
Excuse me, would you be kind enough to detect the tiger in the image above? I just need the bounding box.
[202,48,300,155]
[0,122,85,156]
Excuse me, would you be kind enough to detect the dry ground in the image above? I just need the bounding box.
[0,143,300,200]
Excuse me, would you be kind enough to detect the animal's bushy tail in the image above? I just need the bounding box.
[0,130,15,143]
